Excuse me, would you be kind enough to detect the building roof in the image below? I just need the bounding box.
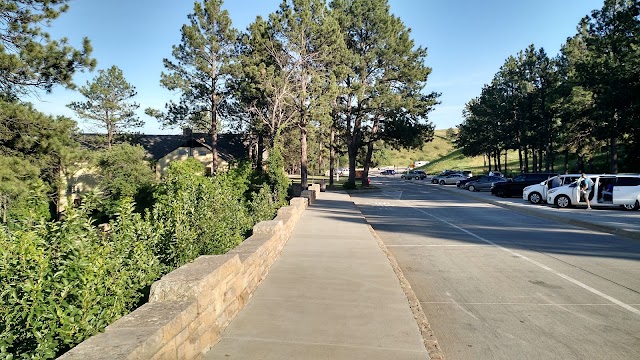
[77,132,248,163]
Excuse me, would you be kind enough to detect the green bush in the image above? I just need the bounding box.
[95,144,157,216]
[265,146,290,207]
[0,200,161,359]
[151,159,253,268]
[249,185,277,224]
[0,157,286,358]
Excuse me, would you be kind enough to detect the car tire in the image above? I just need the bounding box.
[555,195,571,208]
[432,179,438,184]
[622,200,640,210]
[439,180,445,185]
[494,189,505,197]
[468,185,476,192]
[528,192,542,204]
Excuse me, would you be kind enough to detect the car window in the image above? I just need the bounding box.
[616,177,640,186]
[513,175,525,182]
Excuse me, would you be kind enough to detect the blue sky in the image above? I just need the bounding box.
[27,0,604,134]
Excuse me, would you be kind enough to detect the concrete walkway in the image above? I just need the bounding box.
[203,191,429,360]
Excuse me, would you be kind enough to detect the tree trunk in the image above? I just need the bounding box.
[300,124,308,188]
[538,148,543,173]
[256,133,264,172]
[610,134,618,174]
[329,126,335,186]
[504,150,508,176]
[210,91,219,175]
[524,146,529,173]
[564,149,569,173]
[363,119,379,187]
[518,147,523,173]
[318,132,323,176]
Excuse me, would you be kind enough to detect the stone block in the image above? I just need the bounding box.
[149,254,241,303]
[308,183,321,195]
[150,338,176,360]
[252,219,283,234]
[290,197,308,209]
[301,189,316,205]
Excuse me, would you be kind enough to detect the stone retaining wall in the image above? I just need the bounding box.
[59,195,312,360]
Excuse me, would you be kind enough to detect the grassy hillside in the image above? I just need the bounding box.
[384,129,623,176]
[384,129,496,175]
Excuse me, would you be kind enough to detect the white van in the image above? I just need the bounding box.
[522,174,583,204]
[546,174,640,210]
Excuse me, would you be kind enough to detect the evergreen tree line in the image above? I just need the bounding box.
[456,0,640,174]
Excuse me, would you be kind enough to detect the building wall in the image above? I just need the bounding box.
[59,165,100,211]
[156,146,229,177]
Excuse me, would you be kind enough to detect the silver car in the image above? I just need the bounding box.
[439,173,468,185]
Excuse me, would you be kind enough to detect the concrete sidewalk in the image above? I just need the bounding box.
[203,191,430,360]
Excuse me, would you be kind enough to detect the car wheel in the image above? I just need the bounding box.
[622,200,640,210]
[468,185,476,192]
[494,189,505,197]
[528,192,542,204]
[555,195,571,208]
[432,179,438,184]
[439,180,445,185]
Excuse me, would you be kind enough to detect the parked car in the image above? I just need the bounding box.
[334,168,349,176]
[401,170,427,180]
[380,169,396,175]
[547,174,640,210]
[438,173,468,185]
[522,174,583,204]
[466,175,507,191]
[457,175,482,188]
[461,170,473,177]
[490,172,558,198]
[432,171,461,184]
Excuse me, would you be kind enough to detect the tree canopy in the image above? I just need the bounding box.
[0,0,96,97]
[67,65,142,148]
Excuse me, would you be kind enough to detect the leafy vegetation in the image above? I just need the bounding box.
[0,156,284,358]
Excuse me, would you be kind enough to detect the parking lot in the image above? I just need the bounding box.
[374,174,640,241]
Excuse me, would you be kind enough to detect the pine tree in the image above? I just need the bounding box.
[67,66,141,148]
[147,0,238,173]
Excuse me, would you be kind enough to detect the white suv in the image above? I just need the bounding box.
[523,174,583,204]
[546,174,640,210]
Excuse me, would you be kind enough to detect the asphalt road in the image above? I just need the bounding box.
[350,176,640,360]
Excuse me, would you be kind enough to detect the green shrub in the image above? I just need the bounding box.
[151,159,253,268]
[0,200,160,359]
[249,185,277,224]
[95,144,157,215]
[265,146,290,207]
[0,157,284,358]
